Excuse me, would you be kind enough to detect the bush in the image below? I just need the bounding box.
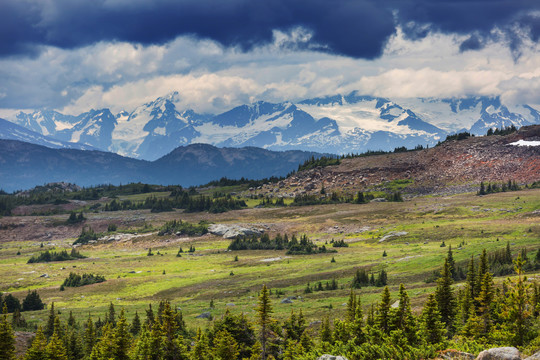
[27,249,86,263]
[61,272,106,287]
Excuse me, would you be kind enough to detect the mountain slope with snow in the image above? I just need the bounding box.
[7,92,540,159]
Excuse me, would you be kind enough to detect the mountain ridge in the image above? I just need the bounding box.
[4,92,539,160]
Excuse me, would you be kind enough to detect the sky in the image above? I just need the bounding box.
[0,0,539,116]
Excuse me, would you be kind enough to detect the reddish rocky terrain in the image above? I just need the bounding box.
[250,125,540,197]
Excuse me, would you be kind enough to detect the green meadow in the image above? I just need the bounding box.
[1,188,539,329]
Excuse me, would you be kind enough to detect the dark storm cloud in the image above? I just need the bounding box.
[1,0,539,59]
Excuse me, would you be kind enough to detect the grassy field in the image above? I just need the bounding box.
[1,188,539,329]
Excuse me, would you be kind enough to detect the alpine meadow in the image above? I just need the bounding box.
[1,1,540,359]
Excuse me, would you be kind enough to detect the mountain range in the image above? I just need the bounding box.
[4,92,539,161]
[0,140,322,192]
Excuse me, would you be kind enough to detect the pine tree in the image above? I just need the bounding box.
[113,309,131,360]
[376,286,391,334]
[435,258,456,334]
[190,328,211,360]
[256,284,273,360]
[83,315,96,356]
[419,294,446,345]
[346,290,357,323]
[45,302,56,338]
[132,323,162,360]
[65,328,83,360]
[0,305,16,360]
[89,323,115,360]
[475,249,489,297]
[476,272,494,336]
[24,326,47,360]
[106,302,116,326]
[160,301,188,360]
[351,300,365,345]
[131,311,141,336]
[391,284,416,343]
[504,254,532,346]
[213,330,240,360]
[320,317,333,344]
[46,317,68,360]
[447,245,456,280]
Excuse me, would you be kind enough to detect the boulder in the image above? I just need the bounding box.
[317,355,349,360]
[208,224,264,239]
[524,351,540,360]
[195,312,212,319]
[280,298,293,304]
[476,347,520,360]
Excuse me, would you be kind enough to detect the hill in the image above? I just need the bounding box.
[0,140,324,192]
[253,125,540,197]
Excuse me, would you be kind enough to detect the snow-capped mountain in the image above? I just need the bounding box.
[0,117,95,150]
[8,92,540,160]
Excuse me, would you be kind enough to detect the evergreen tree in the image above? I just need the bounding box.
[419,294,446,345]
[320,317,333,344]
[190,328,211,360]
[447,245,456,280]
[391,284,416,343]
[256,285,273,360]
[131,311,141,336]
[346,290,357,323]
[113,309,131,360]
[83,315,96,356]
[376,286,391,334]
[213,330,240,360]
[476,272,495,336]
[89,323,115,360]
[160,301,188,360]
[46,317,68,360]
[132,323,162,360]
[504,254,532,346]
[435,258,456,334]
[106,302,116,326]
[0,305,16,360]
[24,326,47,360]
[65,328,83,360]
[475,249,489,297]
[45,302,56,338]
[22,290,45,311]
[351,300,365,345]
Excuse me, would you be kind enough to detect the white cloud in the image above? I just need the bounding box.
[2,25,540,116]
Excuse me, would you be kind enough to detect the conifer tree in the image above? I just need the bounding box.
[113,309,131,360]
[460,306,482,339]
[391,284,416,343]
[504,254,532,346]
[46,317,68,360]
[256,284,273,360]
[83,315,96,356]
[160,301,188,360]
[447,245,456,280]
[475,249,489,297]
[89,323,115,360]
[190,328,211,360]
[346,289,357,323]
[351,300,365,345]
[0,304,16,360]
[376,286,391,334]
[131,311,141,336]
[213,330,240,360]
[476,272,495,336]
[65,328,83,360]
[320,317,333,344]
[24,326,47,360]
[45,302,56,338]
[435,258,456,333]
[106,302,116,326]
[132,323,162,360]
[419,294,446,345]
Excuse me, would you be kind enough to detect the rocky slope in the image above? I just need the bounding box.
[250,125,540,197]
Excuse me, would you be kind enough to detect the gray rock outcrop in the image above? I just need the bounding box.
[317,355,349,360]
[476,347,520,360]
[208,224,264,239]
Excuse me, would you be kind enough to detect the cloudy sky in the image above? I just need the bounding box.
[1,0,539,116]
